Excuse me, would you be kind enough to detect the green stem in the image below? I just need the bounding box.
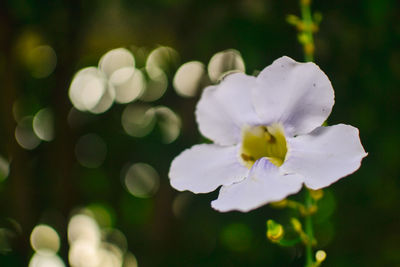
[300,0,315,62]
[304,189,314,267]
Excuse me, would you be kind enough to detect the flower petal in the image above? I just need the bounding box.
[169,144,248,193]
[252,56,334,137]
[211,158,303,212]
[281,124,367,189]
[196,73,260,145]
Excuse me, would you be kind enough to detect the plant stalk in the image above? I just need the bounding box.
[300,0,315,62]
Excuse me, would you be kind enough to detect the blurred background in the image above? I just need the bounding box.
[0,0,399,266]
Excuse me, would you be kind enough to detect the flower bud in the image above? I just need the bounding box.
[298,33,310,44]
[270,199,288,209]
[315,250,327,266]
[290,218,303,233]
[309,189,324,201]
[286,15,301,26]
[266,220,284,242]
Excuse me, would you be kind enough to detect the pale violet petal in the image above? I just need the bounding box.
[280,124,367,190]
[195,73,261,145]
[211,158,303,212]
[252,56,334,137]
[169,144,248,193]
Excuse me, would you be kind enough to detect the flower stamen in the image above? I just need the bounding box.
[240,124,288,168]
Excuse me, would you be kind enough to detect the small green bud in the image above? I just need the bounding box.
[298,33,310,44]
[290,218,303,233]
[309,189,324,201]
[266,220,284,242]
[286,15,301,26]
[304,43,315,56]
[270,199,288,208]
[315,250,327,266]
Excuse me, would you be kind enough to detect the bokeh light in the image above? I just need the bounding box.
[99,48,135,78]
[89,83,116,114]
[69,67,114,114]
[123,163,159,198]
[207,49,245,82]
[110,67,146,104]
[29,223,64,267]
[30,224,60,254]
[173,61,207,98]
[15,30,42,61]
[86,204,115,229]
[26,45,57,79]
[154,106,181,144]
[140,67,168,102]
[29,253,65,267]
[33,108,54,142]
[69,240,100,267]
[68,214,101,246]
[121,104,156,137]
[96,243,123,267]
[75,134,107,168]
[67,211,135,267]
[0,156,10,182]
[102,229,128,253]
[145,46,179,75]
[15,31,57,79]
[15,116,41,150]
[123,252,138,267]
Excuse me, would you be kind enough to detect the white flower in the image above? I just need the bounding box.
[169,56,367,212]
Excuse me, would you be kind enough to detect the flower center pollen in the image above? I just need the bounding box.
[240,124,287,168]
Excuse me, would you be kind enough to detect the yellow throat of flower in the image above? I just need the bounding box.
[240,124,288,168]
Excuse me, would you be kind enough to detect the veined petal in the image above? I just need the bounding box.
[196,73,261,145]
[280,124,367,190]
[169,144,248,194]
[252,56,334,137]
[211,158,303,212]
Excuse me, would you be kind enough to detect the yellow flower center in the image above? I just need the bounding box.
[240,123,288,168]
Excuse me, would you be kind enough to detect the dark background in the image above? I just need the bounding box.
[0,0,399,266]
